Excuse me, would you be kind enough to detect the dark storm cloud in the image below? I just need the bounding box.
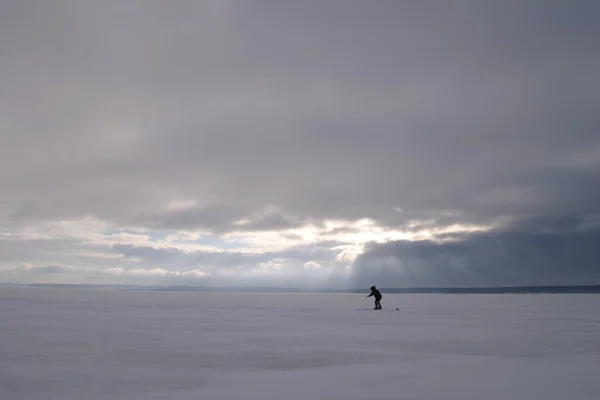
[351,219,600,288]
[505,214,600,234]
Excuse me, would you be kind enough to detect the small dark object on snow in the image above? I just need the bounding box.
[368,286,382,309]
[396,308,399,311]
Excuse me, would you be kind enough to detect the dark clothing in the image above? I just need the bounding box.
[374,299,381,310]
[368,288,382,309]
[368,288,382,301]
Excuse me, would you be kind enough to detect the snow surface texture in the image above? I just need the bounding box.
[2,288,600,400]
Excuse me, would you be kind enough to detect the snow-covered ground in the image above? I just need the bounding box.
[2,288,600,400]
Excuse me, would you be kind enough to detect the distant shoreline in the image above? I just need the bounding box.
[2,283,600,294]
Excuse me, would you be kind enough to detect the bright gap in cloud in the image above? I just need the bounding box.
[0,215,494,285]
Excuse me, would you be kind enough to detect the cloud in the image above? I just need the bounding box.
[352,221,600,288]
[304,261,321,270]
[103,267,206,278]
[17,264,76,275]
[0,1,599,286]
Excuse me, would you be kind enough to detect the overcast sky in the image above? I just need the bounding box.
[1,0,599,288]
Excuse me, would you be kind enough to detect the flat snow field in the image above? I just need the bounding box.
[2,288,600,400]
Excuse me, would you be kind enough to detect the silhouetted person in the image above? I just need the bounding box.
[368,286,382,309]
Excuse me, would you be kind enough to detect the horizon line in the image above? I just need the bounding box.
[2,283,600,294]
